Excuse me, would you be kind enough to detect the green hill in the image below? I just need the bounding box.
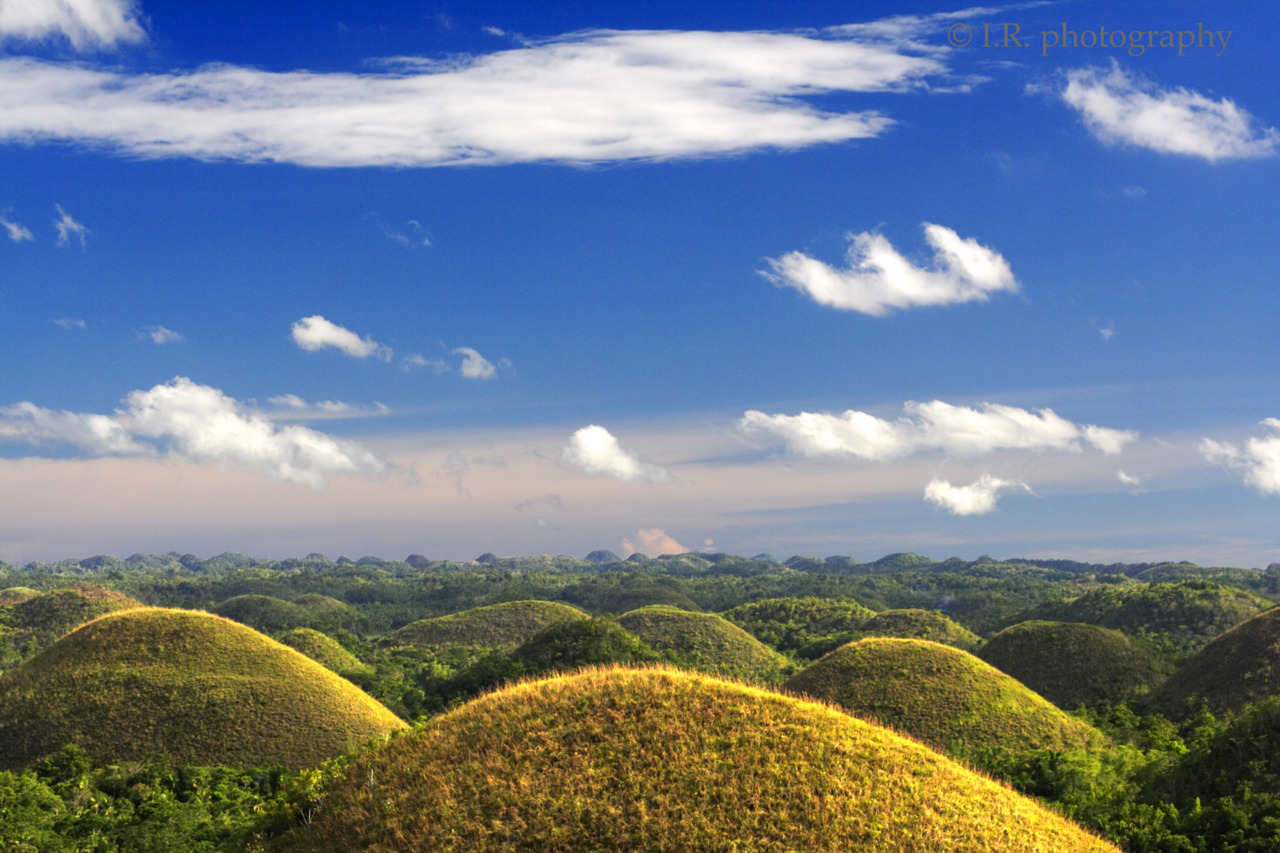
[859,608,982,651]
[211,594,306,633]
[784,638,1105,766]
[978,621,1169,709]
[0,587,40,605]
[276,666,1119,852]
[0,608,405,771]
[3,585,143,649]
[384,600,588,649]
[1022,580,1269,654]
[722,596,877,656]
[1145,606,1280,717]
[278,627,371,676]
[616,605,791,684]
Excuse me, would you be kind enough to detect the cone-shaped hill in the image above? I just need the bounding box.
[384,600,588,649]
[979,621,1169,709]
[1146,605,1280,718]
[277,667,1119,853]
[0,587,40,604]
[212,594,307,633]
[0,608,405,771]
[3,584,143,649]
[859,609,981,651]
[784,638,1105,765]
[722,596,877,655]
[278,627,371,676]
[616,605,791,684]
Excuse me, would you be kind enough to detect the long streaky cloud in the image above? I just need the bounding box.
[1201,419,1280,495]
[562,425,670,484]
[0,377,386,488]
[762,223,1018,316]
[739,400,1136,461]
[291,316,392,361]
[925,473,1030,516]
[1,213,33,241]
[0,0,146,50]
[1056,62,1278,162]
[0,27,949,167]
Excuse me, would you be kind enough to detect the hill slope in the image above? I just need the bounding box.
[722,596,876,656]
[384,600,587,649]
[277,666,1118,852]
[0,608,405,771]
[859,608,982,651]
[784,638,1104,764]
[616,605,791,683]
[979,620,1169,709]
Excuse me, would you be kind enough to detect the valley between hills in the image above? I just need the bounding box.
[4,549,1280,851]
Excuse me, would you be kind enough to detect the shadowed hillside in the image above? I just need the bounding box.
[276,666,1119,852]
[0,608,405,771]
[616,605,792,684]
[722,596,877,657]
[2,585,143,653]
[384,600,587,649]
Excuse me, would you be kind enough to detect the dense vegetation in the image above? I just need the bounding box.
[615,605,792,684]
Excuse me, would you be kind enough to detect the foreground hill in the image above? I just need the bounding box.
[1145,605,1280,717]
[0,608,405,771]
[384,600,587,649]
[616,605,791,684]
[978,621,1169,709]
[784,638,1104,765]
[277,666,1119,852]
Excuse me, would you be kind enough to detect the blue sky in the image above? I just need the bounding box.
[1,0,1278,566]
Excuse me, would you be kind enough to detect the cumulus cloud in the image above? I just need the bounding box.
[53,204,88,247]
[138,325,182,344]
[1,211,33,241]
[0,26,949,167]
[0,377,386,488]
[924,473,1029,516]
[562,425,670,484]
[1201,419,1280,495]
[454,347,496,380]
[622,527,687,557]
[291,315,392,361]
[739,400,1135,461]
[0,0,146,50]
[762,223,1018,316]
[1055,62,1279,162]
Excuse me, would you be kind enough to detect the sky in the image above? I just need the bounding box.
[1,0,1278,567]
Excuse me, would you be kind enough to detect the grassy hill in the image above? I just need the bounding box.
[616,605,792,684]
[978,620,1169,709]
[0,608,405,771]
[784,638,1105,766]
[2,585,143,650]
[278,627,371,676]
[211,594,306,633]
[0,587,40,604]
[722,596,877,656]
[1021,580,1269,655]
[384,600,588,649]
[276,666,1119,852]
[1145,605,1280,718]
[859,609,982,651]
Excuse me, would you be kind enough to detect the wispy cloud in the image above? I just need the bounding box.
[137,325,183,344]
[50,317,85,329]
[454,346,496,380]
[924,473,1030,515]
[621,527,687,557]
[0,0,146,50]
[0,26,951,167]
[1201,419,1280,495]
[0,377,386,488]
[739,400,1135,460]
[402,353,448,373]
[562,425,670,484]
[1053,62,1279,162]
[53,204,89,247]
[291,315,392,361]
[266,394,390,420]
[762,223,1018,316]
[1,211,33,241]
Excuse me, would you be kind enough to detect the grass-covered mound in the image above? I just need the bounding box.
[211,594,306,633]
[859,608,982,651]
[384,600,587,649]
[616,605,791,684]
[3,585,143,648]
[0,587,40,604]
[278,627,371,676]
[978,621,1169,709]
[277,666,1119,852]
[722,596,877,657]
[1022,580,1270,655]
[1145,606,1280,717]
[0,608,405,771]
[784,638,1104,765]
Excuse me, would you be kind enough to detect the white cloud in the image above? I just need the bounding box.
[1201,419,1280,495]
[291,315,392,361]
[0,26,948,167]
[924,473,1029,516]
[562,425,670,484]
[1117,470,1144,492]
[50,317,85,329]
[454,346,496,380]
[622,527,687,557]
[0,0,146,50]
[53,204,88,247]
[402,353,448,373]
[266,394,390,420]
[138,325,183,344]
[1,212,33,241]
[1056,62,1279,162]
[739,400,1135,461]
[0,377,386,488]
[762,223,1018,316]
